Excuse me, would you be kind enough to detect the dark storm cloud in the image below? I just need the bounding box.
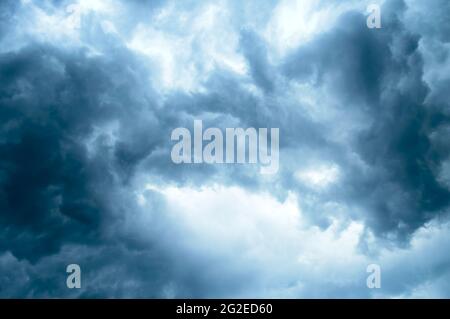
[407,0,450,43]
[0,23,254,296]
[0,39,176,294]
[281,0,450,241]
[0,44,217,298]
[1,0,450,298]
[283,12,389,106]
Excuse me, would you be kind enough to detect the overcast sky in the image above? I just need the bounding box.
[1,0,450,298]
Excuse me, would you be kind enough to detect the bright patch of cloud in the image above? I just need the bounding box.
[265,0,363,57]
[295,163,341,189]
[127,3,246,92]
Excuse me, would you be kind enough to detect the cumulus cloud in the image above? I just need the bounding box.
[0,0,450,298]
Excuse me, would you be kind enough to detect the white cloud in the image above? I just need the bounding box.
[132,183,450,297]
[135,184,368,296]
[126,2,247,92]
[295,163,341,189]
[264,0,361,57]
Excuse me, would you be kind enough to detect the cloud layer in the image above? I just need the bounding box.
[0,0,450,297]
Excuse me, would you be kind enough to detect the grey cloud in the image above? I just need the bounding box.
[281,1,450,242]
[1,0,450,298]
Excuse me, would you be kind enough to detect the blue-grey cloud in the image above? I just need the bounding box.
[1,0,450,298]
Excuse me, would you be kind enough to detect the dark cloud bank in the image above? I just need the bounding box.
[0,0,450,297]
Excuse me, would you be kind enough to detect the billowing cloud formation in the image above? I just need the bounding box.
[0,0,450,297]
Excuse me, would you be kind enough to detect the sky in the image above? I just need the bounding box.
[0,0,450,298]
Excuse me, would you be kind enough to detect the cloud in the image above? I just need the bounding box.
[281,0,450,242]
[0,0,450,298]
